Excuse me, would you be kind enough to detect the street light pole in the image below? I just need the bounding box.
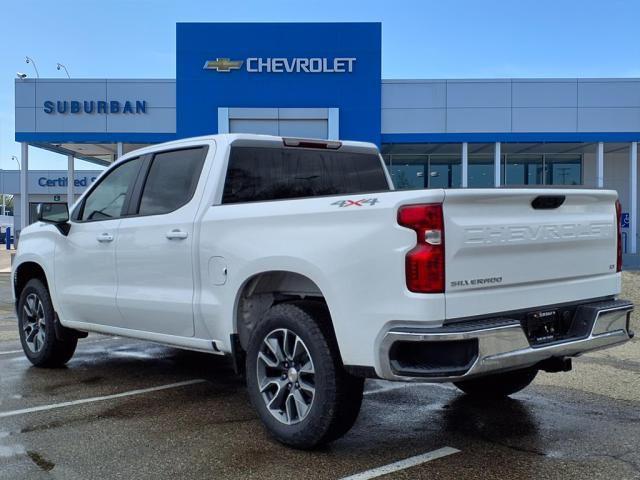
[9,156,20,218]
[56,63,70,78]
[25,56,39,78]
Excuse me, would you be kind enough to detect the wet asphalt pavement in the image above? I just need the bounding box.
[1,272,639,479]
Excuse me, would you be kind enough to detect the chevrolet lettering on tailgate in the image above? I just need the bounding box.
[463,222,613,245]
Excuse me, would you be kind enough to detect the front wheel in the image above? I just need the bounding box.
[18,279,77,368]
[246,302,364,449]
[453,367,538,398]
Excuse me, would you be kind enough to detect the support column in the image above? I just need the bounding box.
[494,142,501,187]
[328,108,340,140]
[630,142,638,254]
[67,155,75,209]
[461,142,468,188]
[217,108,229,134]
[597,142,604,188]
[20,143,28,232]
[116,142,124,159]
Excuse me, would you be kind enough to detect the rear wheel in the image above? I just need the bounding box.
[18,279,77,368]
[246,302,364,449]
[453,367,538,398]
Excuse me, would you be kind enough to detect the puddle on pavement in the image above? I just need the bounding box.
[0,430,24,459]
[0,443,26,457]
[0,430,56,471]
[109,349,155,360]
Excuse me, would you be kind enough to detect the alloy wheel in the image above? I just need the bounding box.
[22,293,46,353]
[256,328,316,425]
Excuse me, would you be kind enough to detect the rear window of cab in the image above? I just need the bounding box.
[222,146,389,204]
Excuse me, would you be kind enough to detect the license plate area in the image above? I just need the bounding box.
[524,309,564,346]
[519,303,597,347]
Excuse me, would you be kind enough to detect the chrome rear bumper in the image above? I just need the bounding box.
[378,299,633,382]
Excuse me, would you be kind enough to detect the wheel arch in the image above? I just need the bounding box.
[14,261,50,308]
[14,259,87,342]
[233,270,339,354]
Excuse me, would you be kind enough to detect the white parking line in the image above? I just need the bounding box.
[0,379,206,418]
[0,349,24,356]
[340,447,460,480]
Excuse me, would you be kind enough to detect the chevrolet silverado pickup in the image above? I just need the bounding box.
[12,134,634,448]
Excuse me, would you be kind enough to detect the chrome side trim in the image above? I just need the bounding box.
[378,300,633,382]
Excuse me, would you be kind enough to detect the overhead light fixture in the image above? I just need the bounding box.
[56,62,70,78]
[25,56,40,78]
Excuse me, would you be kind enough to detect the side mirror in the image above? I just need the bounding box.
[37,203,69,223]
[36,203,70,235]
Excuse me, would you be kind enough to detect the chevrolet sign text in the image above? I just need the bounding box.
[246,57,356,73]
[204,57,356,73]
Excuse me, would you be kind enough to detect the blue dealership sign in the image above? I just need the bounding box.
[43,100,147,115]
[176,23,382,145]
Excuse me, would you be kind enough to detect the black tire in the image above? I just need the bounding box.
[246,301,364,449]
[18,279,77,368]
[453,367,538,398]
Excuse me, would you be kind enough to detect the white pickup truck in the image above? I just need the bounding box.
[13,134,634,448]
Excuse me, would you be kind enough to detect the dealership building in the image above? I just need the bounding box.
[13,22,640,254]
[0,170,101,229]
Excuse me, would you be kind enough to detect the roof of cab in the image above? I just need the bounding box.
[115,133,379,164]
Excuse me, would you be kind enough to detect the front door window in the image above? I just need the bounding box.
[78,158,142,221]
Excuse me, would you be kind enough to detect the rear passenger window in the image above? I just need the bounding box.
[138,147,207,216]
[222,146,389,204]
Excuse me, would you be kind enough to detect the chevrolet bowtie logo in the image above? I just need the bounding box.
[203,58,244,72]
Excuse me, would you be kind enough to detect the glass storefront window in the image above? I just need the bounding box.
[429,155,461,188]
[468,154,494,188]
[387,155,427,190]
[504,154,544,186]
[382,144,462,190]
[545,155,582,185]
[382,144,583,189]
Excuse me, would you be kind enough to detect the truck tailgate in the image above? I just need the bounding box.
[443,189,620,319]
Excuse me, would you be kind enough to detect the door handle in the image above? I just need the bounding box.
[96,233,114,243]
[166,229,188,240]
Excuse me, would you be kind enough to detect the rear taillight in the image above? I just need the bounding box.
[398,204,445,293]
[616,199,622,272]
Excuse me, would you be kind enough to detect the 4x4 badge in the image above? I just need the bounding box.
[331,198,379,208]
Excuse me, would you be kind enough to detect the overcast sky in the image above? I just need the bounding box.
[2,0,639,170]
